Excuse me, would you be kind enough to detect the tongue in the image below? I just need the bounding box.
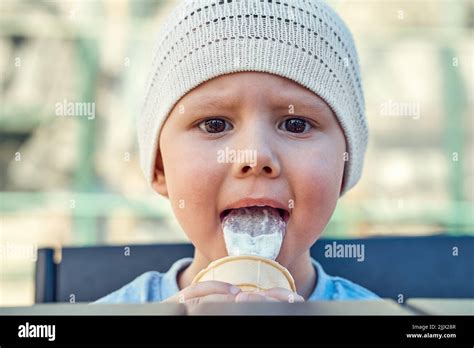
[221,206,287,260]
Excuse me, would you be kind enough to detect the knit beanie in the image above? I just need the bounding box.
[137,0,368,196]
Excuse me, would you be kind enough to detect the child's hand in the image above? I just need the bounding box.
[234,287,305,303]
[162,280,241,307]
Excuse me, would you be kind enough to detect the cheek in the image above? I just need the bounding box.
[161,127,222,202]
[296,154,342,226]
[161,135,228,259]
[279,144,344,263]
[165,153,219,205]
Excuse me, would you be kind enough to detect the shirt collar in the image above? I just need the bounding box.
[160,257,193,301]
[308,257,334,300]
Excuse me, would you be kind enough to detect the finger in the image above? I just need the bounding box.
[256,287,305,302]
[196,293,239,303]
[184,293,238,312]
[165,281,241,303]
[235,292,278,302]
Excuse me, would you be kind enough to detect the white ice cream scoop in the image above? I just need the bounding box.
[191,206,293,292]
[221,206,287,260]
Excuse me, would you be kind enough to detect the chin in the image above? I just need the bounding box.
[275,251,291,267]
[276,245,307,268]
[212,248,229,261]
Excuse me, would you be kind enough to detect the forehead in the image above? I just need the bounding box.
[179,71,330,111]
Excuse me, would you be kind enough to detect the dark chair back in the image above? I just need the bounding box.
[35,235,474,302]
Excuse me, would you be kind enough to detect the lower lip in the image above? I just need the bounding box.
[220,208,290,223]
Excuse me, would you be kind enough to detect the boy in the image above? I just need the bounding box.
[95,0,379,304]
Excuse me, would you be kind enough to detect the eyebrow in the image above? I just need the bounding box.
[186,95,236,111]
[186,92,331,115]
[274,97,330,114]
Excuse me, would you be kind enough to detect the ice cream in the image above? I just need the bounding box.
[221,206,286,260]
[192,205,296,292]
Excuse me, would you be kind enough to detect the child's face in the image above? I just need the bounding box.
[153,72,346,267]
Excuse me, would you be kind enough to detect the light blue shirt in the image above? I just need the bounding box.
[93,257,380,303]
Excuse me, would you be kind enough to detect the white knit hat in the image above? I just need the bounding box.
[138,0,368,196]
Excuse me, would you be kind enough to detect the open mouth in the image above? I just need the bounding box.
[220,206,290,223]
[220,204,289,260]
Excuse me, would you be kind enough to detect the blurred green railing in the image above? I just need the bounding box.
[0,1,472,245]
[1,191,472,238]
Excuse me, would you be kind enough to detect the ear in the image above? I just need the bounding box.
[339,153,347,196]
[151,150,169,198]
[339,174,345,196]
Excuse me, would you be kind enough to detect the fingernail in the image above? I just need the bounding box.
[230,285,241,294]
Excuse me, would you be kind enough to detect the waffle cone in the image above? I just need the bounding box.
[191,255,296,292]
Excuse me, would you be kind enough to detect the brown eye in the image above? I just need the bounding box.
[198,118,232,133]
[280,118,312,133]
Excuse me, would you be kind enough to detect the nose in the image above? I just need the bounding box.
[231,119,281,179]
